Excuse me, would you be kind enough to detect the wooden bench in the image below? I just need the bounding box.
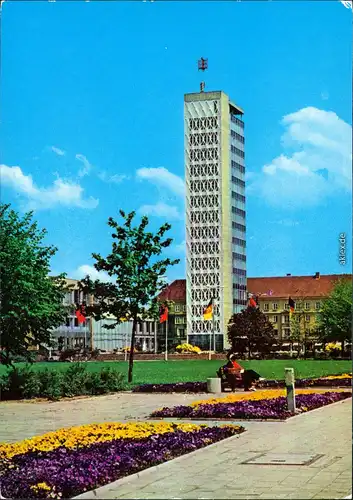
[218,367,243,392]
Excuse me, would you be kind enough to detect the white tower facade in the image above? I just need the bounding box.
[184,91,246,351]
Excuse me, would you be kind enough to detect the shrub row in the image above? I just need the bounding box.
[0,363,126,401]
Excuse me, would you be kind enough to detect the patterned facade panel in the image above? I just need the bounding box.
[190,163,219,178]
[190,227,220,240]
[185,97,222,340]
[190,210,219,224]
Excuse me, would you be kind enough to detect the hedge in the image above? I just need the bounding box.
[0,363,126,401]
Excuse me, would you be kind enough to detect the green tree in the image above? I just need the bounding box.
[0,204,68,365]
[318,279,352,347]
[79,210,179,382]
[228,307,276,359]
[288,298,311,358]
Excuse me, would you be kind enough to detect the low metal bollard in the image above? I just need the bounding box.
[207,377,221,393]
[285,367,296,413]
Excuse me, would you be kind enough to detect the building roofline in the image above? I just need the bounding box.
[184,91,244,115]
[229,101,244,115]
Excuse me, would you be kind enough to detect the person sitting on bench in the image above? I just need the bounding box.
[217,354,264,392]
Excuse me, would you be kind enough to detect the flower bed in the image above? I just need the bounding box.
[151,391,352,420]
[132,381,208,393]
[132,374,352,393]
[261,374,352,389]
[189,388,350,407]
[0,422,245,499]
[175,343,201,354]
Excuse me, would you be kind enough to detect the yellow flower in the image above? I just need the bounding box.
[0,422,203,460]
[325,342,342,352]
[323,374,352,380]
[30,482,52,492]
[176,343,201,354]
[191,388,350,407]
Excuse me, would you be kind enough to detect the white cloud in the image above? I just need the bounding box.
[136,167,185,198]
[248,107,352,208]
[268,219,300,227]
[51,146,66,156]
[75,154,128,184]
[340,1,352,9]
[110,174,128,183]
[98,171,128,184]
[0,164,99,210]
[76,154,92,178]
[138,202,182,219]
[72,265,114,283]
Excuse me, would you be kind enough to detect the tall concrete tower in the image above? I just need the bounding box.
[184,90,246,351]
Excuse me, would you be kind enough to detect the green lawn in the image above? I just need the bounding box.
[0,359,351,387]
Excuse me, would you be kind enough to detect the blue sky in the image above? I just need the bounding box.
[2,1,352,283]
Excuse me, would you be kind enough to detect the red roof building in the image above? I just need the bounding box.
[158,273,351,341]
[158,273,351,302]
[158,279,187,302]
[247,273,351,298]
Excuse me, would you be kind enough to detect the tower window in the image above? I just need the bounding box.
[214,101,218,113]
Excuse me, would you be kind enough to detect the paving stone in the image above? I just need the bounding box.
[312,493,342,499]
[308,471,342,484]
[228,488,267,496]
[259,495,295,499]
[258,488,300,496]
[285,492,316,499]
[279,474,317,486]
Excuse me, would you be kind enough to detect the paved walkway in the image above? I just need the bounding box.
[1,394,352,499]
[0,393,223,443]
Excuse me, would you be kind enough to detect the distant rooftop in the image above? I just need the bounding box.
[248,273,351,298]
[158,273,351,301]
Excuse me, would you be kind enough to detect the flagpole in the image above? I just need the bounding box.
[154,321,157,354]
[124,324,128,362]
[212,297,216,353]
[164,318,168,362]
[208,313,212,361]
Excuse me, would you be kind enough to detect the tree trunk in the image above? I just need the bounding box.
[128,317,137,383]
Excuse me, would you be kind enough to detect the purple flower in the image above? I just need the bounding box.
[1,426,245,499]
[132,382,208,393]
[151,392,352,420]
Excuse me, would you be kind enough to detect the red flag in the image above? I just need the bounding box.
[249,297,257,308]
[159,305,168,323]
[288,297,295,315]
[75,303,86,324]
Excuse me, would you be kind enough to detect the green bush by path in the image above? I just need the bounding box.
[0,363,126,401]
[0,359,351,393]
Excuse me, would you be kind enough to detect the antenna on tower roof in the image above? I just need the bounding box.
[198,58,208,93]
